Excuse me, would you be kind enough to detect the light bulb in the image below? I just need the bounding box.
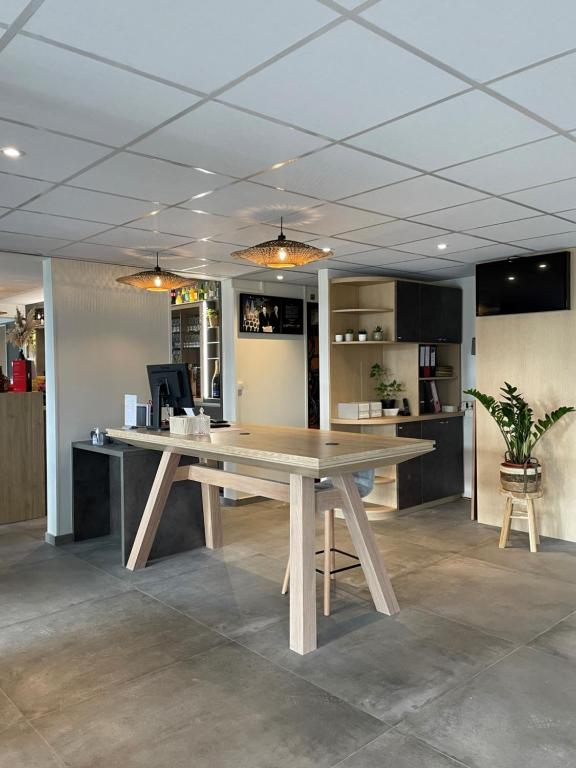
[154,276,162,287]
[437,243,447,250]
[278,248,287,261]
[1,146,23,158]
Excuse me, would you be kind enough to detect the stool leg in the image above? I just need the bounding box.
[281,557,290,595]
[328,509,336,581]
[499,497,513,549]
[527,499,539,553]
[324,510,333,616]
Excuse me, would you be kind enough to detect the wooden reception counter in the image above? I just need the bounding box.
[0,392,45,524]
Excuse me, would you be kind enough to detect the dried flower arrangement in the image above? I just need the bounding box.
[6,308,39,356]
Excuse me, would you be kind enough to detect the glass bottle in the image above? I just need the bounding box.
[210,359,221,399]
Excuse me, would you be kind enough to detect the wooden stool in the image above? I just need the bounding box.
[499,489,542,553]
[282,509,361,616]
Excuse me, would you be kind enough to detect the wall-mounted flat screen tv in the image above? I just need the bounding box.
[476,251,571,317]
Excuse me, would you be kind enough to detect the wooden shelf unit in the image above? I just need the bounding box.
[327,276,462,517]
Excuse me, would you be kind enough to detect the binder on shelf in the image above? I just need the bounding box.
[430,344,437,377]
[423,345,431,378]
[419,345,426,377]
[430,381,441,413]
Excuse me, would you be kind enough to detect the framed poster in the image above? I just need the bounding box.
[239,293,303,335]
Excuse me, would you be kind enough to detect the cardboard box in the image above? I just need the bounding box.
[337,402,371,420]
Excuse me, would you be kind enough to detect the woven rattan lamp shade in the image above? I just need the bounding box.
[231,219,332,269]
[116,254,192,292]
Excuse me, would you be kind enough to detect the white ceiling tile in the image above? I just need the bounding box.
[200,262,261,278]
[554,209,576,224]
[0,121,111,182]
[71,154,230,205]
[211,223,302,249]
[428,264,476,279]
[440,137,576,194]
[346,176,486,217]
[288,203,392,236]
[349,91,551,170]
[492,53,576,130]
[362,0,576,81]
[441,244,533,263]
[0,37,198,145]
[254,145,418,200]
[26,0,337,92]
[85,227,189,250]
[190,182,316,220]
[392,233,496,257]
[505,177,576,213]
[467,215,575,242]
[332,250,422,267]
[0,231,72,254]
[0,173,52,207]
[168,241,242,262]
[0,1,29,24]
[0,210,109,240]
[337,220,450,248]
[131,102,329,178]
[129,208,239,239]
[411,198,540,230]
[381,257,465,272]
[509,233,576,251]
[225,22,464,137]
[25,186,162,224]
[51,242,154,266]
[304,237,378,257]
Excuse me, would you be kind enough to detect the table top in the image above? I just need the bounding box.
[106,424,434,477]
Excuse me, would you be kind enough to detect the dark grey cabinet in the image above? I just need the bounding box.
[395,281,462,343]
[396,417,463,509]
[395,281,421,342]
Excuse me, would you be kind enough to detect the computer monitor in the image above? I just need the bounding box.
[147,363,194,430]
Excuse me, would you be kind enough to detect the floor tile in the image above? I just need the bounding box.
[467,535,576,585]
[0,531,66,574]
[35,643,386,768]
[529,610,576,665]
[0,591,225,719]
[143,554,291,638]
[0,557,129,629]
[335,729,469,767]
[401,646,576,768]
[238,604,513,724]
[393,555,576,643]
[0,722,62,768]
[372,515,498,554]
[0,688,21,735]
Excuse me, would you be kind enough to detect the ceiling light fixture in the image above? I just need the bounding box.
[194,167,215,175]
[231,217,332,269]
[191,191,213,200]
[507,275,516,281]
[437,243,448,250]
[277,274,284,280]
[538,262,548,269]
[116,252,193,292]
[1,146,23,158]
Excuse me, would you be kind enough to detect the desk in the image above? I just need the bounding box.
[106,424,434,654]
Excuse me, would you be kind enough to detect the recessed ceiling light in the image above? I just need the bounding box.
[322,247,331,253]
[437,243,448,250]
[149,209,160,216]
[1,146,23,159]
[538,262,548,269]
[191,191,213,200]
[507,275,516,281]
[194,167,215,175]
[199,237,211,242]
[271,161,286,170]
[191,209,209,215]
[277,274,284,280]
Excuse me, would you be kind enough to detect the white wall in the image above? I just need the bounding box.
[44,258,170,540]
[439,276,476,497]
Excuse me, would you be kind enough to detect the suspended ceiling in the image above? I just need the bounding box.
[2,0,576,285]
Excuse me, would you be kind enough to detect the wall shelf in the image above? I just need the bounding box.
[331,412,464,426]
[331,308,393,314]
[332,340,398,346]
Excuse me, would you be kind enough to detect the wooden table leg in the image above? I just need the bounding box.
[332,474,400,616]
[126,450,181,571]
[289,474,317,655]
[201,483,223,549]
[527,499,539,553]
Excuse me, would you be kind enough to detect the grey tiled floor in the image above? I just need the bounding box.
[1,498,576,767]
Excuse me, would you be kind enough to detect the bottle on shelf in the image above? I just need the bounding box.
[210,359,221,399]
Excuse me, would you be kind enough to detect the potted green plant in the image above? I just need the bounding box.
[358,328,367,342]
[373,325,384,341]
[344,328,354,342]
[370,363,404,409]
[465,382,574,493]
[206,307,219,328]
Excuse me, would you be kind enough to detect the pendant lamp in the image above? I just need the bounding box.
[231,217,332,269]
[116,252,192,292]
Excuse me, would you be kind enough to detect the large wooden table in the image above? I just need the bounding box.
[106,424,434,654]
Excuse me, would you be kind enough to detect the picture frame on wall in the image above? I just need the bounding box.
[239,293,303,335]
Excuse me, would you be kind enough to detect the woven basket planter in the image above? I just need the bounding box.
[500,460,542,494]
